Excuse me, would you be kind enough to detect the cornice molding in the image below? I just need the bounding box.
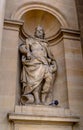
[61,28,80,40]
[4,19,80,46]
[4,19,24,31]
[8,106,80,125]
[8,113,79,125]
[48,28,80,46]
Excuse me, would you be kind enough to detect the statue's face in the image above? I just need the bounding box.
[34,26,45,39]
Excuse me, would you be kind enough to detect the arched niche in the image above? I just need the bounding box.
[11,2,68,28]
[21,10,61,40]
[14,4,69,108]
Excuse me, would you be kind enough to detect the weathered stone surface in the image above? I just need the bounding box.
[0,1,83,130]
[8,106,80,130]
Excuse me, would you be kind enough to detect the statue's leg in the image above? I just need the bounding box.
[33,85,41,104]
[42,72,52,104]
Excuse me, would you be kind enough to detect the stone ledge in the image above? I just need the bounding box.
[8,105,80,125]
[4,19,24,31]
[8,113,79,124]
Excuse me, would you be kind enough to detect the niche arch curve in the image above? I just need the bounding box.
[11,2,69,28]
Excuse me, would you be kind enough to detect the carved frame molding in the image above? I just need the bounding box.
[11,2,68,28]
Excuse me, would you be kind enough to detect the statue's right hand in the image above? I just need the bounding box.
[27,56,31,60]
[27,52,31,60]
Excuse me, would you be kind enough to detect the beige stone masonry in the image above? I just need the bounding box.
[0,19,23,130]
[0,0,6,55]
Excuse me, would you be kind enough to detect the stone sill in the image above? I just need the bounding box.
[8,105,80,125]
[8,113,79,124]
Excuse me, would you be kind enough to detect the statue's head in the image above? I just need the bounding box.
[34,26,45,39]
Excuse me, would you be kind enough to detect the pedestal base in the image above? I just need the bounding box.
[8,105,80,130]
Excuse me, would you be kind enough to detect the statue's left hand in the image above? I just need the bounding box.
[47,58,51,64]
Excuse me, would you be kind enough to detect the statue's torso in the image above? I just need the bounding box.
[28,38,48,65]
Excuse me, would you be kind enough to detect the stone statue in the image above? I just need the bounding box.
[19,26,57,105]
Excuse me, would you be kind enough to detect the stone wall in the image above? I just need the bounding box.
[0,0,83,130]
[76,0,83,54]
